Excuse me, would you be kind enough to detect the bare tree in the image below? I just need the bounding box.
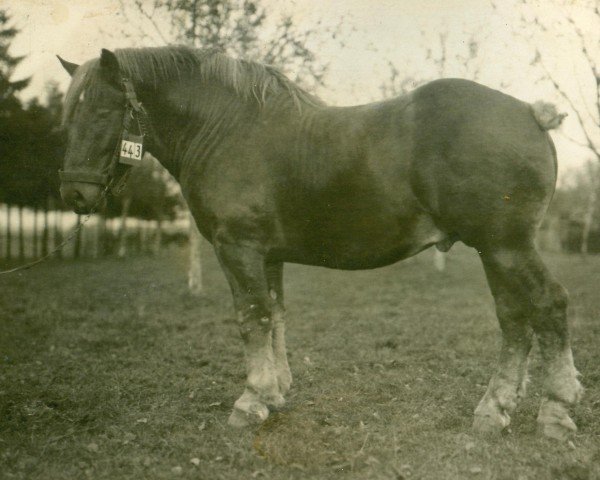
[495,0,600,253]
[116,0,337,89]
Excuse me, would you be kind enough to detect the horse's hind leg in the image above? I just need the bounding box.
[474,249,534,434]
[214,238,284,427]
[475,247,582,439]
[266,262,292,395]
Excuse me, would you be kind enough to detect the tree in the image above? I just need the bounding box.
[118,0,335,89]
[494,0,600,253]
[380,22,487,98]
[548,161,600,252]
[0,10,29,115]
[0,9,30,203]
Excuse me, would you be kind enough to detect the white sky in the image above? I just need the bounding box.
[3,0,599,182]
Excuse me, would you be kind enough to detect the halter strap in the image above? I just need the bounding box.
[58,170,109,185]
[123,78,144,112]
[59,77,148,192]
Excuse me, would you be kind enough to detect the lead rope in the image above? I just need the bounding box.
[0,183,111,276]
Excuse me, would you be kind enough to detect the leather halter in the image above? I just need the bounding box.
[59,77,148,193]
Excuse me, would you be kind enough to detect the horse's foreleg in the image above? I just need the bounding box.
[475,248,581,439]
[266,262,292,395]
[214,239,283,427]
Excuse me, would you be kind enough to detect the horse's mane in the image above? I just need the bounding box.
[63,46,324,125]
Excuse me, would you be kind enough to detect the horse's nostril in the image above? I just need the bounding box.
[61,185,86,209]
[73,189,85,205]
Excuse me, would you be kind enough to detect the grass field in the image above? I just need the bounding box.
[0,245,598,479]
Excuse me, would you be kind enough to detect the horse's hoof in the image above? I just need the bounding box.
[538,420,577,441]
[277,371,292,396]
[265,392,286,409]
[228,403,269,428]
[537,399,577,441]
[472,411,510,437]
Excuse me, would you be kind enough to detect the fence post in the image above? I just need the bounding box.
[136,220,142,254]
[18,204,25,261]
[151,215,162,255]
[54,206,63,259]
[6,204,11,260]
[118,197,131,258]
[97,211,106,257]
[74,214,82,259]
[32,206,39,258]
[0,204,3,259]
[42,198,50,257]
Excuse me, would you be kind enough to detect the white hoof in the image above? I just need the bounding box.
[537,399,577,441]
[228,400,269,428]
[473,410,510,437]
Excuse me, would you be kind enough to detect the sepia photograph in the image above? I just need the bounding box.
[0,0,598,478]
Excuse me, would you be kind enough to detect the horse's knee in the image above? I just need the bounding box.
[531,281,569,338]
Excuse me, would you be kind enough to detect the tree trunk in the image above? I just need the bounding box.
[580,188,597,255]
[18,204,25,261]
[188,212,203,295]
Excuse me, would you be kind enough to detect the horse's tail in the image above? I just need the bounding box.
[531,101,567,131]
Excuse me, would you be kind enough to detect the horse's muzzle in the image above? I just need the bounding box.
[60,182,104,214]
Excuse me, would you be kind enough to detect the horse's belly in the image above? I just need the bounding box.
[272,213,446,270]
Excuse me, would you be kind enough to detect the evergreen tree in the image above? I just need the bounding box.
[0,9,29,206]
[0,10,29,117]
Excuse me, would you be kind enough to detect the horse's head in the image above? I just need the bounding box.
[58,49,128,214]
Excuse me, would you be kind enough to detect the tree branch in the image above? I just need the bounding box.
[539,53,599,157]
[131,0,170,45]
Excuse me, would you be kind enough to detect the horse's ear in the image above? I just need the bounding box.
[57,55,79,77]
[99,48,120,83]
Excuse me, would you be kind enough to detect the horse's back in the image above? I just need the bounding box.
[408,78,557,249]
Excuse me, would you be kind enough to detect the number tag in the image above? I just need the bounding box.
[119,133,144,166]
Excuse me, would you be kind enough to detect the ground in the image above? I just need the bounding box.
[0,245,598,480]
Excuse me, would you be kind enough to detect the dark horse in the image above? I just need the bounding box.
[57,47,581,439]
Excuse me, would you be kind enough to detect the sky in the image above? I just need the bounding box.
[3,0,599,182]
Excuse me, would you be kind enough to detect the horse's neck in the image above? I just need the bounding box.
[136,76,330,184]
[136,79,258,179]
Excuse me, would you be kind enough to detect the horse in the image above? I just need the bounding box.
[57,46,581,440]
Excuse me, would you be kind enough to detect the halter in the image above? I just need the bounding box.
[58,77,148,195]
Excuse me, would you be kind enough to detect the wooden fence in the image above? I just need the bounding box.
[1,203,598,261]
[0,203,190,261]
